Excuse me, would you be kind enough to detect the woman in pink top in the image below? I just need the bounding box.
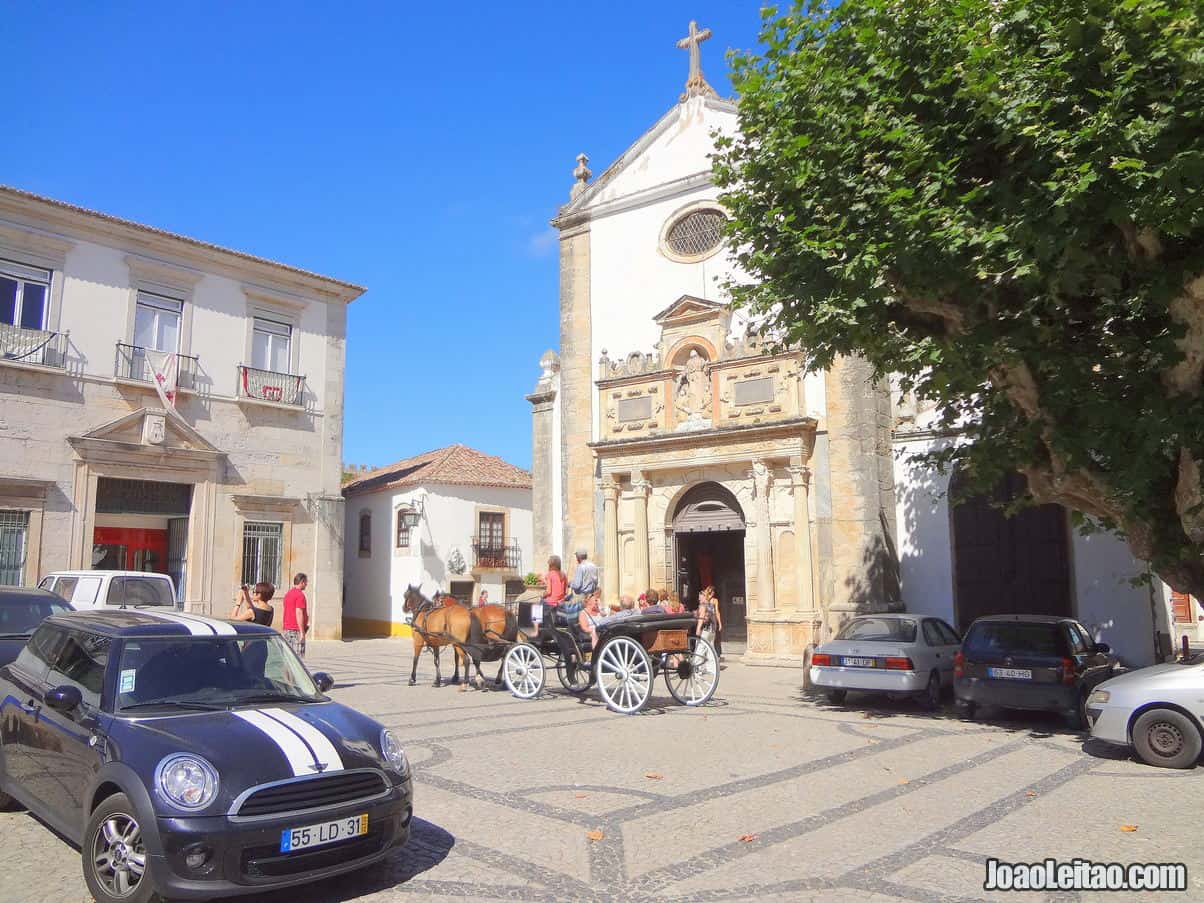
[542,555,568,606]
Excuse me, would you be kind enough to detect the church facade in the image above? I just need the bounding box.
[527,30,898,665]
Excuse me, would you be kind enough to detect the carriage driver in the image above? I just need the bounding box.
[563,548,598,615]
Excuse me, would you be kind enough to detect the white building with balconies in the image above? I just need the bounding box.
[0,186,363,638]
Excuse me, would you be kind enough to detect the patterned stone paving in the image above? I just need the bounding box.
[1,638,1200,902]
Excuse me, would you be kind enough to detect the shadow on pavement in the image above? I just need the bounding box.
[259,817,454,902]
[795,687,1088,739]
[1080,736,1133,761]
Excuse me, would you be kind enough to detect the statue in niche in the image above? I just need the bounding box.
[674,349,712,431]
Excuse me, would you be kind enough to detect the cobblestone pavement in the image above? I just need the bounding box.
[1,638,1201,903]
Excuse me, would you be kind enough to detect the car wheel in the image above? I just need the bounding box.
[1132,708,1204,769]
[825,689,847,705]
[963,701,977,721]
[1067,690,1089,731]
[82,793,161,903]
[920,672,941,711]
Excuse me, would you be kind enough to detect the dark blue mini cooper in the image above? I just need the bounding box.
[0,609,413,902]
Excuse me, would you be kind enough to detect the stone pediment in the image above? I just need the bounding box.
[653,294,728,328]
[73,407,220,454]
[556,97,738,223]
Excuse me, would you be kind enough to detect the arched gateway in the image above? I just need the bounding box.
[672,483,747,642]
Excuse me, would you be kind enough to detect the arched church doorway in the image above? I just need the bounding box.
[951,470,1072,630]
[673,483,746,643]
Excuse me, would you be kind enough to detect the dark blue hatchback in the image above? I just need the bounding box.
[0,609,413,902]
[0,586,72,668]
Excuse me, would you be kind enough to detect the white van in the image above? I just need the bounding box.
[38,571,177,610]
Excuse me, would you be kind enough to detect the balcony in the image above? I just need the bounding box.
[115,343,198,389]
[0,323,66,369]
[238,365,305,407]
[471,539,522,571]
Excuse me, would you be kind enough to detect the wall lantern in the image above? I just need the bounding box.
[399,498,425,529]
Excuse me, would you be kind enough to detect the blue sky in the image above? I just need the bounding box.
[4,2,764,471]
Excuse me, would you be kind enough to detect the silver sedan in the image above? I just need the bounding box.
[809,613,962,709]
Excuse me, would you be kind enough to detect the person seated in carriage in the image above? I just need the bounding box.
[542,555,568,607]
[582,593,642,646]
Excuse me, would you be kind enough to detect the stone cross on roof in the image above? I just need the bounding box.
[677,20,719,101]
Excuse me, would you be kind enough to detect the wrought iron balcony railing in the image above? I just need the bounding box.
[0,323,66,368]
[238,365,305,407]
[471,539,522,571]
[114,343,198,388]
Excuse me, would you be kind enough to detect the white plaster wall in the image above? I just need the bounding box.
[342,489,395,621]
[590,98,737,205]
[584,100,745,443]
[343,482,534,627]
[894,437,956,622]
[55,236,329,407]
[894,432,1160,666]
[1071,529,1158,667]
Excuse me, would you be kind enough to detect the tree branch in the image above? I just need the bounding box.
[1175,446,1204,545]
[1162,273,1204,396]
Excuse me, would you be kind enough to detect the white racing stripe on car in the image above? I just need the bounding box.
[170,612,239,636]
[132,609,211,636]
[234,709,316,776]
[262,708,345,773]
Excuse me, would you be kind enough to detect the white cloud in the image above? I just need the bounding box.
[526,227,558,258]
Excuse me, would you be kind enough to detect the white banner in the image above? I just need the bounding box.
[144,349,179,408]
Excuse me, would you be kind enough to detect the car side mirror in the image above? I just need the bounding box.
[45,685,83,713]
[1093,642,1111,654]
[313,672,335,693]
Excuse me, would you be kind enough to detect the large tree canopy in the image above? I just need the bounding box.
[714,0,1204,598]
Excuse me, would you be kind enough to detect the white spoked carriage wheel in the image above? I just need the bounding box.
[595,635,653,714]
[503,643,545,699]
[663,637,719,706]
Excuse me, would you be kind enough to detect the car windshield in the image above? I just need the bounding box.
[0,599,71,637]
[107,576,175,607]
[835,617,917,643]
[964,623,1064,657]
[116,636,320,712]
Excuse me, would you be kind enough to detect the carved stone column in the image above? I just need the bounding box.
[788,461,816,613]
[751,460,776,611]
[601,478,620,606]
[631,471,651,593]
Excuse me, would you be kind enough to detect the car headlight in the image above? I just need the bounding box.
[1087,689,1110,705]
[380,729,409,777]
[155,754,219,809]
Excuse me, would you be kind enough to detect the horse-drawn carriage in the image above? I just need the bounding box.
[500,598,720,714]
[402,586,720,715]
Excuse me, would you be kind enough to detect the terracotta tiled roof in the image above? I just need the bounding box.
[342,444,532,495]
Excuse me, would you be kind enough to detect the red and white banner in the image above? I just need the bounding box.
[144,350,179,409]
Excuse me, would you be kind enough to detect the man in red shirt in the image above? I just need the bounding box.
[282,573,309,657]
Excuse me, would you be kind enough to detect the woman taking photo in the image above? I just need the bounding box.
[231,582,275,626]
[695,586,722,658]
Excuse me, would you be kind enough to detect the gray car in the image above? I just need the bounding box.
[809,613,962,709]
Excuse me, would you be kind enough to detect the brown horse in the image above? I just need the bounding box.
[403,585,474,690]
[465,601,520,689]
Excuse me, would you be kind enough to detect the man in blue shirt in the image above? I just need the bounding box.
[567,548,599,605]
